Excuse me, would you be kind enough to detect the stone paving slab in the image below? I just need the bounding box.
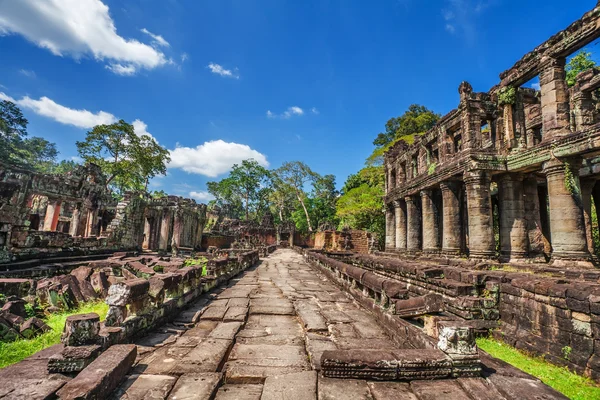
[318,376,373,400]
[111,374,177,400]
[410,380,470,400]
[208,321,243,340]
[223,306,248,322]
[214,384,263,400]
[171,338,232,374]
[261,371,317,400]
[135,345,193,375]
[367,381,418,400]
[200,306,228,321]
[167,373,221,400]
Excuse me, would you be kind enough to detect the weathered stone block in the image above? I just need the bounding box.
[61,313,100,346]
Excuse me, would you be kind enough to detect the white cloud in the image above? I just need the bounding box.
[267,106,307,119]
[19,69,36,78]
[0,0,169,75]
[140,28,169,48]
[189,191,215,202]
[181,53,189,62]
[207,63,239,79]
[311,107,319,115]
[445,24,456,33]
[1,91,117,128]
[70,156,84,163]
[168,140,269,177]
[132,118,157,141]
[106,64,136,76]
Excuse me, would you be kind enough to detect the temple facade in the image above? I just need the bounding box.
[384,2,600,265]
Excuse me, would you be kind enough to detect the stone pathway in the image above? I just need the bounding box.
[111,249,567,399]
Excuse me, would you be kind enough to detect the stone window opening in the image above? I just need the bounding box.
[411,155,418,178]
[453,134,462,153]
[390,169,397,189]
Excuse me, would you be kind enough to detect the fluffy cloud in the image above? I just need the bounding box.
[168,140,268,177]
[189,191,215,202]
[207,63,239,79]
[0,0,169,75]
[1,91,117,128]
[267,106,307,119]
[132,118,157,141]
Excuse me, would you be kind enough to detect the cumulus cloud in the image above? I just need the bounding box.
[0,0,169,75]
[207,63,239,79]
[311,107,319,115]
[140,28,169,48]
[1,91,117,128]
[267,106,308,119]
[168,140,269,177]
[189,191,215,202]
[132,118,158,141]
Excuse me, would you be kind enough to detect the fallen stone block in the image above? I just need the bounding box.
[61,313,100,346]
[56,344,137,400]
[19,317,50,339]
[1,299,27,318]
[106,279,150,306]
[394,294,443,317]
[394,349,452,380]
[0,315,21,341]
[0,278,33,298]
[48,344,102,373]
[321,349,398,380]
[90,271,110,297]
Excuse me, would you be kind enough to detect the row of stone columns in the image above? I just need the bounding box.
[387,159,593,262]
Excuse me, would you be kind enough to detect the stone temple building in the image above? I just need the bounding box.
[384,3,600,266]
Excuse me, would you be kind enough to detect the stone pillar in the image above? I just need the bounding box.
[497,174,529,261]
[171,211,183,254]
[464,171,495,258]
[394,200,407,251]
[523,175,547,256]
[421,190,440,252]
[42,199,62,232]
[69,204,81,237]
[385,205,396,251]
[543,158,589,260]
[581,179,597,254]
[84,208,97,237]
[159,209,172,251]
[440,181,462,255]
[540,57,570,138]
[405,196,421,251]
[571,88,596,132]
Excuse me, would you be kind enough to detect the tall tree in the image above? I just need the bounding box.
[76,120,170,194]
[275,161,319,232]
[207,159,270,221]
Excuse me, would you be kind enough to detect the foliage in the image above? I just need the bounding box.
[564,162,581,198]
[566,50,597,87]
[151,190,168,199]
[498,86,516,106]
[46,159,80,175]
[76,120,170,194]
[477,337,600,400]
[183,257,208,276]
[0,301,108,368]
[275,161,320,232]
[207,159,271,221]
[427,162,437,175]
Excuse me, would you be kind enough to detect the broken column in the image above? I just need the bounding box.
[159,208,172,251]
[523,175,547,256]
[405,196,421,251]
[437,323,480,377]
[464,170,495,258]
[421,189,440,253]
[440,181,461,255]
[394,200,407,251]
[105,279,150,326]
[497,173,529,261]
[49,313,102,373]
[69,203,81,236]
[543,158,590,262]
[539,56,571,138]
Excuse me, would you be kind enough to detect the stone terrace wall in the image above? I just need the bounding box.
[299,249,600,380]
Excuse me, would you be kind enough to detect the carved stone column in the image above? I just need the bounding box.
[84,208,98,237]
[581,179,597,254]
[385,204,396,251]
[406,196,421,251]
[69,204,81,237]
[543,158,589,261]
[159,208,172,251]
[43,199,62,232]
[421,190,440,253]
[440,181,461,255]
[523,175,547,256]
[540,56,571,138]
[497,174,529,261]
[570,87,596,132]
[464,171,495,258]
[394,200,407,251]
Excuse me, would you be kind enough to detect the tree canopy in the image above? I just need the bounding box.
[76,120,170,194]
[566,50,597,87]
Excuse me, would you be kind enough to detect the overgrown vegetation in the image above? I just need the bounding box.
[183,257,208,276]
[0,301,109,368]
[477,337,600,400]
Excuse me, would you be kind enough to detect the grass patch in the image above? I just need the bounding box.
[477,337,600,400]
[0,301,109,369]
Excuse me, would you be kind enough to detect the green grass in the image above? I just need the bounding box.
[0,301,109,369]
[477,337,600,400]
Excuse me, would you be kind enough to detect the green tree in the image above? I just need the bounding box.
[275,161,319,232]
[21,137,58,172]
[76,120,170,194]
[207,159,270,221]
[566,50,597,87]
[368,104,439,166]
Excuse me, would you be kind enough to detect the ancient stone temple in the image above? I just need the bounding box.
[384,3,600,266]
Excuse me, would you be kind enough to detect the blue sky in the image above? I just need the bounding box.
[0,0,597,202]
